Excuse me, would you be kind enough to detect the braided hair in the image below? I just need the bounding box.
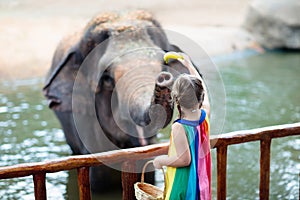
[171,74,205,119]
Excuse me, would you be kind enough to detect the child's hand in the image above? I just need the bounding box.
[153,158,162,169]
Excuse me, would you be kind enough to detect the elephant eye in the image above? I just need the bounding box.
[100,73,115,91]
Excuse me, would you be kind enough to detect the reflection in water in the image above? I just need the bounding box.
[0,52,299,199]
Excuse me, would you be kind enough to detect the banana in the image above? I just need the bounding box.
[163,52,184,64]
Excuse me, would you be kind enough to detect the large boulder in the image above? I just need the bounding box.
[243,0,300,49]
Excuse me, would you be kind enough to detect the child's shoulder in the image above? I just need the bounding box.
[172,122,185,134]
[172,121,181,126]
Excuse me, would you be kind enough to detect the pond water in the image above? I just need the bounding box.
[213,51,300,200]
[0,51,299,199]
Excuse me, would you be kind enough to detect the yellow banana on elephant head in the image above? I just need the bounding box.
[163,52,184,64]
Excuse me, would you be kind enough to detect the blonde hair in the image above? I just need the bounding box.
[171,74,205,118]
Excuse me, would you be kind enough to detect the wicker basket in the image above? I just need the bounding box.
[134,160,166,200]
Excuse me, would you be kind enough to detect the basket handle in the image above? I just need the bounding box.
[141,160,167,199]
[141,160,165,184]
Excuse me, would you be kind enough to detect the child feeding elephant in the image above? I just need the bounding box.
[153,53,212,200]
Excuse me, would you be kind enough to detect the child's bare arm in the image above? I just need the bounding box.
[153,123,191,169]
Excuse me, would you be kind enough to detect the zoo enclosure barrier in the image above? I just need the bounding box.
[0,122,299,200]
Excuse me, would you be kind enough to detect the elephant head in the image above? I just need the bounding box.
[42,10,199,192]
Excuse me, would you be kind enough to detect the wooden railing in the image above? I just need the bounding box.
[0,122,299,200]
[211,122,300,200]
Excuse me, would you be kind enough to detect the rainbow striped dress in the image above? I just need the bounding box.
[165,109,211,200]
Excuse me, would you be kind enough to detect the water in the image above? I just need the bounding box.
[0,79,71,199]
[214,51,300,200]
[0,51,299,199]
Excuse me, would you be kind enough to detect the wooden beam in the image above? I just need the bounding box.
[217,145,227,200]
[122,161,138,200]
[259,137,271,200]
[211,122,300,148]
[77,167,91,200]
[33,173,47,200]
[0,142,169,179]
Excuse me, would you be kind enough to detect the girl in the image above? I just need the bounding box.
[153,54,211,200]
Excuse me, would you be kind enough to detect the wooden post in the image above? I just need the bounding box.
[77,167,91,200]
[122,161,138,200]
[33,173,47,200]
[217,145,228,200]
[260,137,271,200]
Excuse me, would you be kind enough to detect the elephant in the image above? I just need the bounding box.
[42,10,203,192]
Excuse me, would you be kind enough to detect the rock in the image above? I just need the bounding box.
[243,0,300,49]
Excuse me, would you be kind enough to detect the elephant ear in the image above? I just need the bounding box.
[42,31,86,113]
[44,12,112,91]
[43,32,83,91]
[164,44,203,77]
[43,13,112,113]
[146,25,170,51]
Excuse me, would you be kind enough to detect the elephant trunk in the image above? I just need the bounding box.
[151,71,174,128]
[131,71,174,146]
[114,65,174,146]
[128,71,174,130]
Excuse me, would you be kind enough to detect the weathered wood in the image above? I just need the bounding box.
[33,173,47,200]
[0,142,169,179]
[77,167,91,200]
[0,123,299,180]
[217,145,227,200]
[122,161,138,200]
[259,137,271,200]
[211,122,300,148]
